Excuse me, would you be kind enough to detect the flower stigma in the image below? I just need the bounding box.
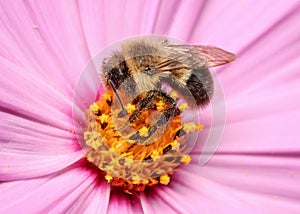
[84,90,203,193]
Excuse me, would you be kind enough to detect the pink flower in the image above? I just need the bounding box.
[1,0,300,213]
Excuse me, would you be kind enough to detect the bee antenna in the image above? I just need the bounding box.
[108,80,126,114]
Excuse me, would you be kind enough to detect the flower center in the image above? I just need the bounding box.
[84,90,203,193]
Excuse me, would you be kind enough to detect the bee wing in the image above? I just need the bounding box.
[193,45,236,67]
[154,59,188,71]
[167,45,236,68]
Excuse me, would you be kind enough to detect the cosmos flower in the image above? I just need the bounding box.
[1,0,300,213]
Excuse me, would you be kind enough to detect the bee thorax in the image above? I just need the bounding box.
[133,72,160,93]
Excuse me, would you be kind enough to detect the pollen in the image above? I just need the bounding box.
[102,92,112,101]
[171,140,180,151]
[159,174,170,185]
[91,103,100,113]
[105,174,113,182]
[84,90,203,193]
[183,122,204,133]
[98,114,109,124]
[150,150,160,160]
[139,126,149,136]
[181,155,191,164]
[156,100,165,111]
[169,91,179,100]
[125,103,136,113]
[179,103,188,112]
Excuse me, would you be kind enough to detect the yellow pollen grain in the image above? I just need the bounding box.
[99,114,109,123]
[105,165,114,172]
[139,126,149,136]
[132,175,142,184]
[125,103,136,114]
[179,103,188,111]
[183,123,204,133]
[171,140,180,151]
[121,152,134,159]
[169,91,179,100]
[181,155,191,165]
[91,103,100,113]
[151,150,160,160]
[102,92,112,101]
[105,174,113,183]
[142,179,149,184]
[84,131,102,150]
[159,174,170,185]
[156,100,165,111]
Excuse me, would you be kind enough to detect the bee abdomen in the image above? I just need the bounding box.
[186,68,213,106]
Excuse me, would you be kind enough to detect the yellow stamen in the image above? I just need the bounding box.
[91,103,100,113]
[139,126,149,136]
[105,174,113,182]
[156,100,165,111]
[159,174,170,185]
[179,103,188,112]
[102,92,112,101]
[150,150,160,160]
[84,90,203,193]
[181,155,191,165]
[84,131,102,150]
[183,122,204,133]
[169,91,179,100]
[171,140,180,151]
[125,103,136,114]
[99,114,109,123]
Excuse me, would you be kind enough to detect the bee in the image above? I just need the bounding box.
[101,36,235,143]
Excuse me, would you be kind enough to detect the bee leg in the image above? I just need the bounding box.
[129,90,178,123]
[116,90,157,131]
[128,90,180,144]
[128,104,180,143]
[128,90,157,123]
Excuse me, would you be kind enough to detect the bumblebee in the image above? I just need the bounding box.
[101,36,235,143]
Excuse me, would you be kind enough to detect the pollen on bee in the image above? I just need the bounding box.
[125,103,136,113]
[156,100,165,111]
[138,126,149,136]
[84,90,203,193]
[102,92,112,101]
[150,150,160,160]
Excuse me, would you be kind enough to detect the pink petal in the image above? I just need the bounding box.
[218,2,300,97]
[107,190,143,214]
[0,1,90,94]
[140,190,180,214]
[0,57,73,129]
[0,166,109,213]
[1,0,300,213]
[190,0,299,52]
[48,170,110,213]
[191,2,300,160]
[0,149,82,181]
[161,156,300,213]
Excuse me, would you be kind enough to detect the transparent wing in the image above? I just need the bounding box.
[194,45,236,67]
[167,44,236,68]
